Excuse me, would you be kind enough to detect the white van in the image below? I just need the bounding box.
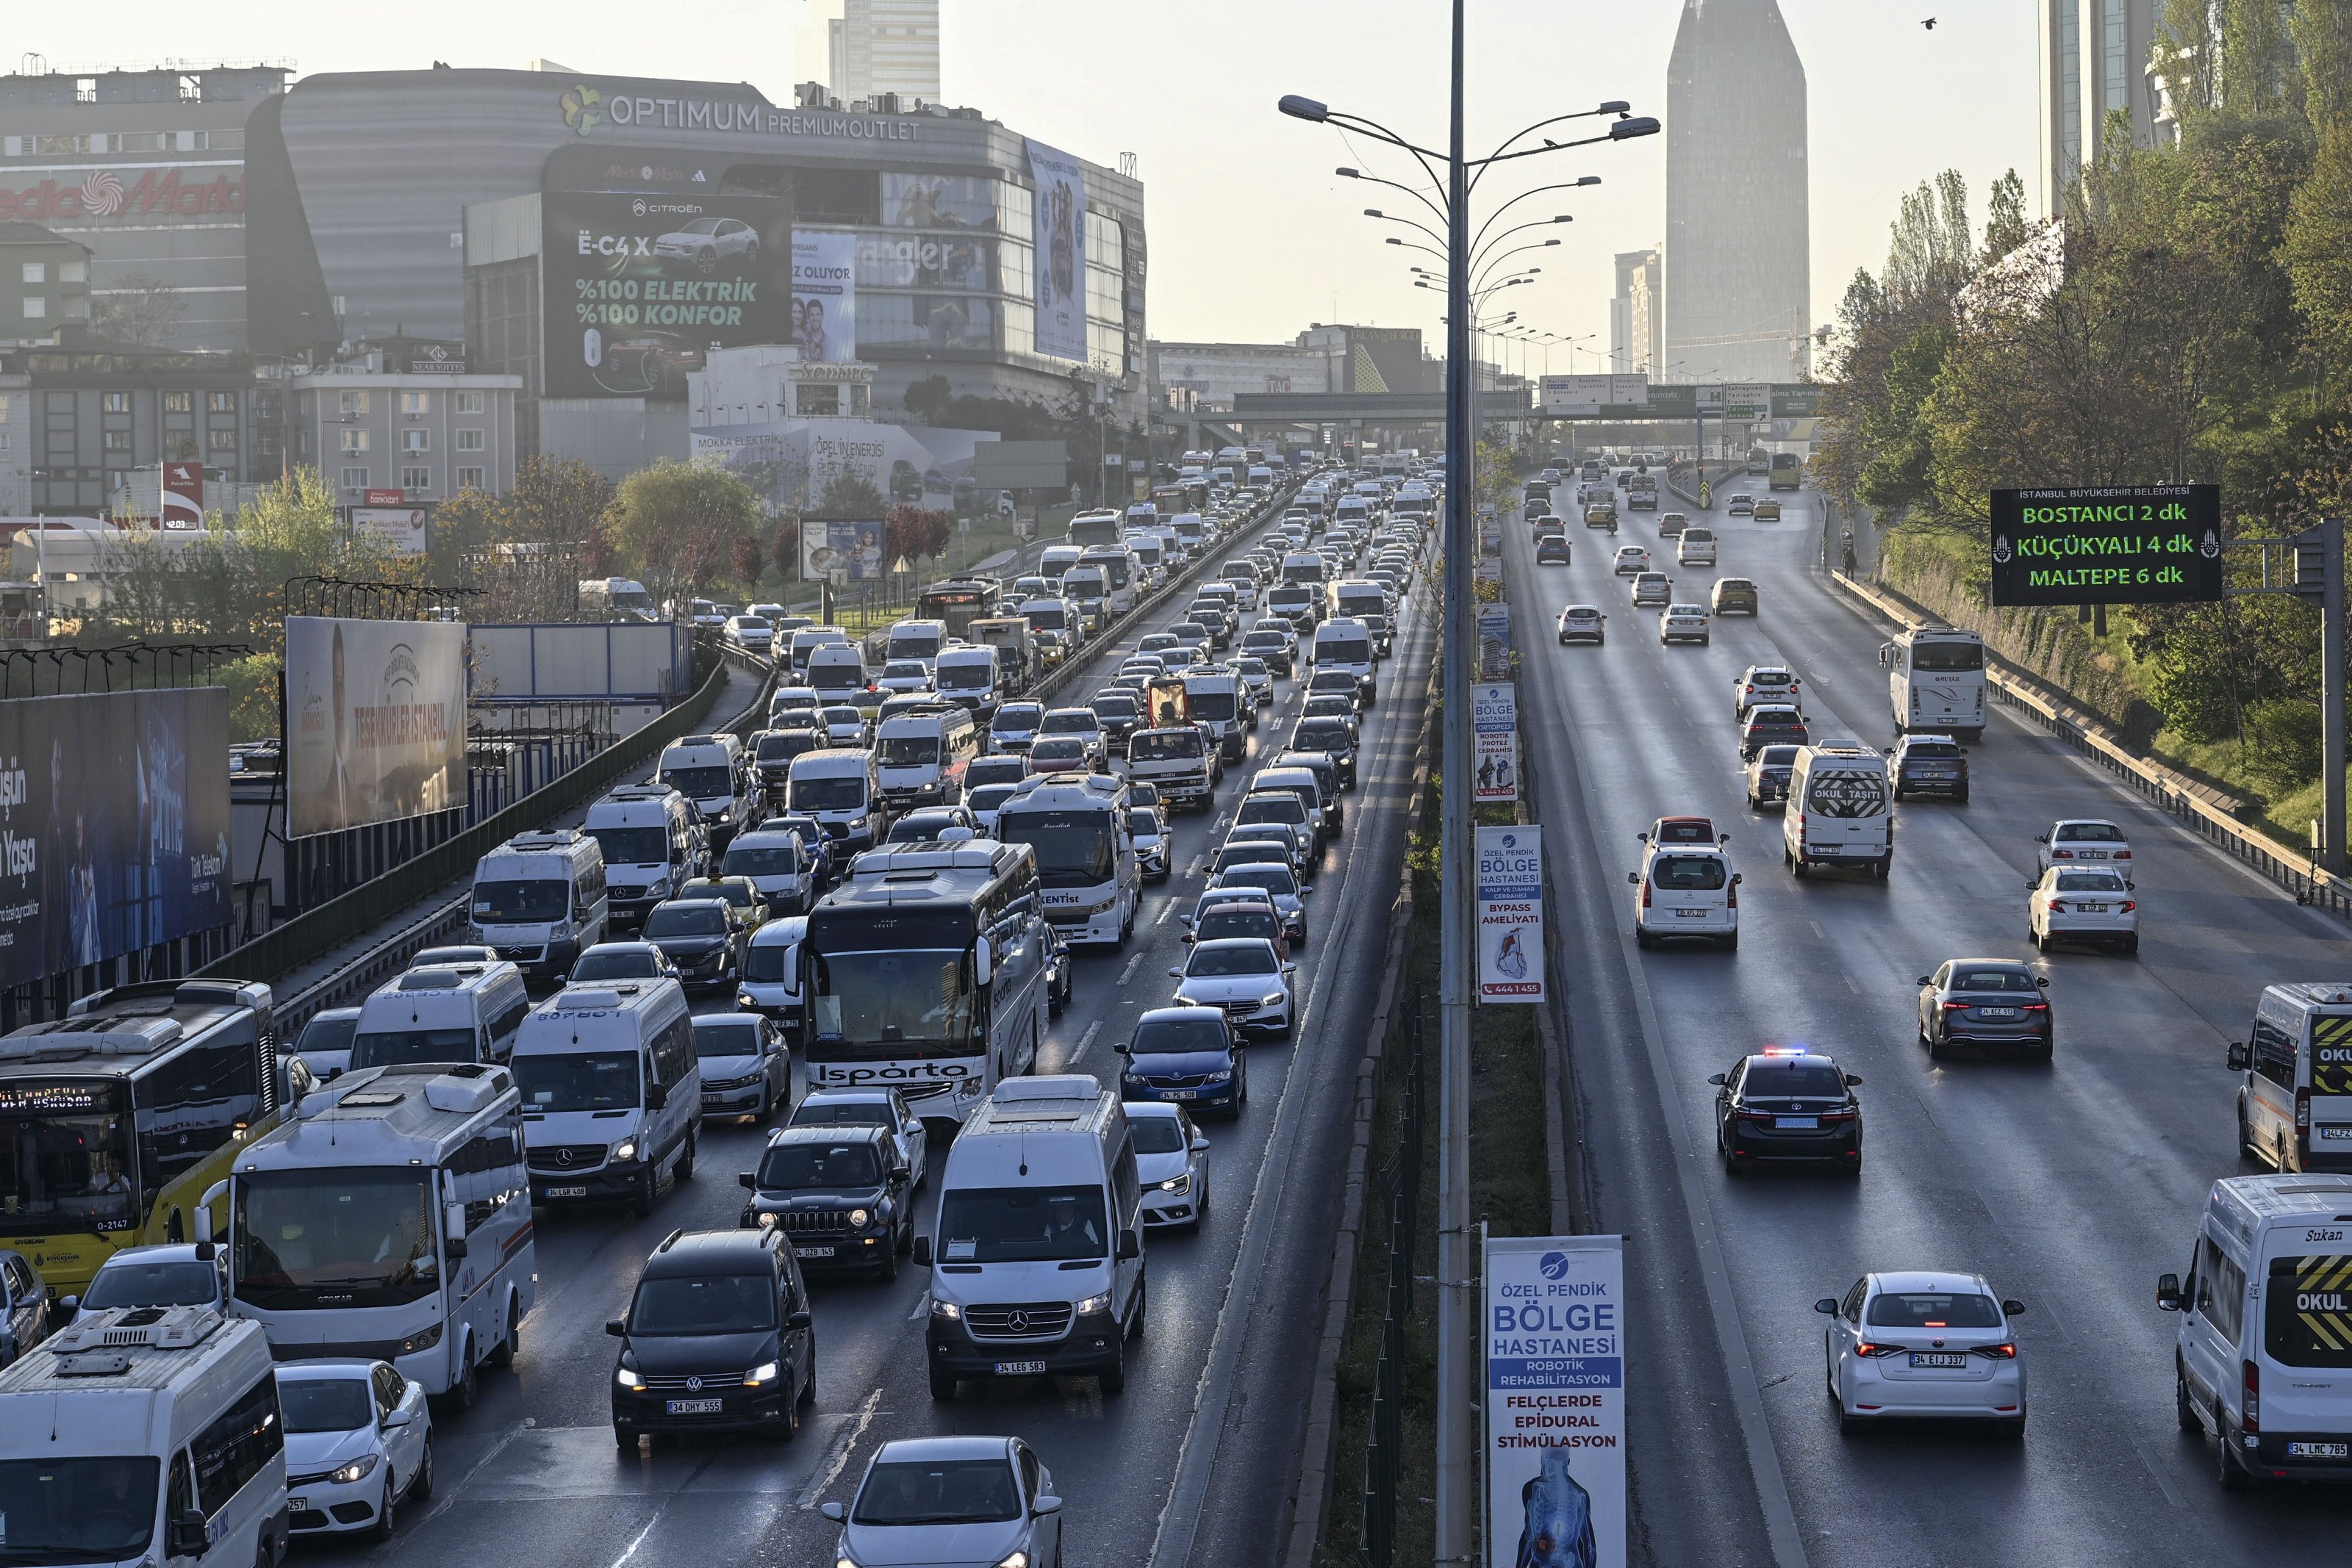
[1677,526,1717,567]
[788,627,848,678]
[1629,840,1740,951]
[737,915,809,1029]
[658,733,755,839]
[1311,617,1379,704]
[2226,983,2352,1171]
[1783,746,1893,879]
[787,747,886,849]
[886,618,949,670]
[348,961,533,1071]
[0,1308,288,1568]
[805,644,871,707]
[2156,1173,2352,1488]
[875,704,980,809]
[933,644,1003,718]
[512,979,700,1215]
[469,827,607,982]
[584,785,706,932]
[1038,544,1085,589]
[914,1076,1146,1399]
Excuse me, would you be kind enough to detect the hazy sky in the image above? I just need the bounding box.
[19,0,2042,366]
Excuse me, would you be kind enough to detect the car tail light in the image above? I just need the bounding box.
[1943,1000,1971,1011]
[2053,848,2073,859]
[1735,1107,1775,1123]
[2115,849,2132,859]
[1854,1342,1901,1358]
[2243,1359,2260,1432]
[1641,880,1652,909]
[1726,879,1737,910]
[2121,900,2136,913]
[2022,1001,2049,1012]
[1972,1342,2018,1359]
[2297,1085,2311,1136]
[1818,1108,1856,1123]
[2046,900,2067,914]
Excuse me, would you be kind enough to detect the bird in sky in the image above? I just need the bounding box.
[1922,17,1937,27]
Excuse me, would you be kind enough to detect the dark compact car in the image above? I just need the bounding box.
[1890,734,1971,802]
[1710,1050,1863,1173]
[770,813,839,889]
[609,1228,816,1445]
[755,727,829,798]
[1089,692,1144,742]
[1745,744,1801,808]
[739,1124,915,1279]
[0,1249,54,1368]
[570,941,681,985]
[1916,960,2053,1060]
[1738,705,1810,760]
[1242,630,1296,675]
[1119,1007,1247,1116]
[1290,716,1359,788]
[642,896,751,992]
[1535,534,1572,566]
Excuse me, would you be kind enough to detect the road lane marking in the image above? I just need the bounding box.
[1118,952,1144,986]
[906,1293,928,1320]
[1070,1019,1103,1065]
[796,1387,883,1508]
[1155,899,1175,924]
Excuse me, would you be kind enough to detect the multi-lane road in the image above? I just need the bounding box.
[1507,475,2351,1564]
[297,512,1436,1568]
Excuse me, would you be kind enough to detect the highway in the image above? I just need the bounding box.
[297,515,1437,1568]
[1505,475,2352,1564]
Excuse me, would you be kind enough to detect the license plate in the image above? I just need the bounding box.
[2317,1126,2352,1143]
[1909,1353,1969,1369]
[290,1497,308,1511]
[795,1244,836,1258]
[2079,903,2109,913]
[1776,1116,1818,1129]
[1166,1090,1197,1101]
[543,1184,587,1198]
[666,1398,723,1414]
[2288,1441,2351,1458]
[2079,850,2109,859]
[1978,1007,2018,1019]
[994,1360,1049,1376]
[1674,908,1707,919]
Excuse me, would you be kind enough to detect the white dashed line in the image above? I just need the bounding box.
[796,1388,883,1508]
[1118,952,1144,985]
[1070,1019,1103,1065]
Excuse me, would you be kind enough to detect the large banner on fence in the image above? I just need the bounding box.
[284,616,467,838]
[1486,1234,1627,1568]
[1025,138,1089,362]
[0,688,232,986]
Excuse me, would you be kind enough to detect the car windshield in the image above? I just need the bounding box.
[757,733,820,763]
[1195,909,1280,943]
[589,826,667,867]
[791,1101,892,1129]
[878,736,942,765]
[1132,809,1164,835]
[995,708,1042,731]
[809,950,977,1047]
[969,785,1019,814]
[695,1021,763,1059]
[883,662,928,680]
[278,1377,374,1435]
[1092,698,1139,720]
[1188,945,1278,977]
[351,1028,478,1069]
[514,1051,639,1112]
[1030,738,1085,760]
[629,1273,776,1335]
[297,1011,359,1059]
[473,879,569,923]
[1951,968,2037,993]
[1904,741,1962,758]
[662,765,732,799]
[1866,1291,2003,1328]
[1295,721,1352,749]
[792,776,868,810]
[2057,822,2125,842]
[1130,732,1203,761]
[853,1457,1022,1526]
[756,1141,883,1189]
[571,949,662,980]
[725,843,802,878]
[1133,1016,1232,1054]
[645,903,728,938]
[81,1257,218,1309]
[1041,712,1098,735]
[1740,1060,1847,1097]
[934,1184,1109,1264]
[1130,1117,1188,1154]
[0,1456,162,1561]
[822,708,863,727]
[2054,871,2127,892]
[1220,866,1297,898]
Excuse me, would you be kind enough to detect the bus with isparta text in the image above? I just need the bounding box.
[801,840,1051,1129]
[993,773,1139,950]
[1768,452,1802,491]
[0,979,295,1296]
[1882,624,1987,744]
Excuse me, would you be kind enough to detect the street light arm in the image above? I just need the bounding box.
[1385,236,1449,262]
[1363,207,1449,250]
[1467,177,1600,256]
[1470,117,1659,186]
[1335,165,1450,228]
[1468,217,1568,273]
[1473,240,1557,291]
[1474,101,1633,167]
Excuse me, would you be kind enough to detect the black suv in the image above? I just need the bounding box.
[739,1125,914,1280]
[1890,735,1970,802]
[1708,1051,1864,1175]
[608,1228,816,1445]
[641,896,750,993]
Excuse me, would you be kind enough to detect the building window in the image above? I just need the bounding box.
[455,428,484,452]
[102,392,129,414]
[110,131,164,153]
[401,390,429,414]
[208,428,237,452]
[163,390,193,414]
[339,390,370,416]
[797,384,840,416]
[340,428,370,453]
[59,258,86,284]
[454,390,485,414]
[401,467,431,494]
[0,394,11,422]
[101,430,132,453]
[207,391,236,414]
[339,466,368,490]
[21,297,43,319]
[401,428,429,453]
[456,466,487,491]
[20,262,43,284]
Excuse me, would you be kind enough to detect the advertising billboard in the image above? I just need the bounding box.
[800,519,886,583]
[542,189,792,398]
[351,506,429,555]
[1347,326,1426,395]
[1476,824,1544,1002]
[1025,139,1089,362]
[0,688,232,988]
[284,616,467,838]
[1476,603,1513,680]
[1486,1234,1626,1568]
[1474,682,1519,803]
[160,461,204,529]
[690,417,996,517]
[792,231,858,363]
[1988,485,2223,606]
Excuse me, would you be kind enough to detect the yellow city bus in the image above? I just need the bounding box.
[1768,453,1803,491]
[0,979,302,1295]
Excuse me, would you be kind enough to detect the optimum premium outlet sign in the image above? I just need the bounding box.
[1988,485,2223,606]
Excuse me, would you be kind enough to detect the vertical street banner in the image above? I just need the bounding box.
[1476,824,1544,1001]
[1025,138,1089,362]
[284,616,468,838]
[160,460,204,528]
[1476,603,1513,680]
[1486,1234,1627,1568]
[1473,682,1519,803]
[791,231,858,364]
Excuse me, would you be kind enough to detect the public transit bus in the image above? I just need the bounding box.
[993,773,1140,950]
[801,840,1051,1128]
[1069,509,1126,550]
[1881,623,1987,744]
[1768,452,1803,491]
[0,979,294,1295]
[915,578,1002,641]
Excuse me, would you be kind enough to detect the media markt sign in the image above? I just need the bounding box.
[1473,682,1519,803]
[1486,1234,1626,1568]
[1475,824,1544,1002]
[1988,484,2224,606]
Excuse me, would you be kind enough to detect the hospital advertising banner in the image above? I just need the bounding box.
[1476,824,1544,1002]
[1486,1234,1627,1568]
[284,616,467,838]
[792,231,858,364]
[0,688,232,987]
[1025,138,1089,362]
[1474,682,1519,803]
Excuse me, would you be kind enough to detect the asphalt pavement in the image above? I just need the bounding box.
[1508,476,2352,1564]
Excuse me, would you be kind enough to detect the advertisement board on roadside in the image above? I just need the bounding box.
[284,616,467,838]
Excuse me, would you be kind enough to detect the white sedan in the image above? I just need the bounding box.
[1659,603,1711,646]
[1817,1271,2027,1438]
[1613,545,1652,575]
[875,659,933,697]
[277,1362,434,1542]
[1129,1101,1211,1230]
[2029,865,2137,954]
[2034,818,2132,874]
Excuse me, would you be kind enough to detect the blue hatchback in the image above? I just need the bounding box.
[1117,1007,1247,1117]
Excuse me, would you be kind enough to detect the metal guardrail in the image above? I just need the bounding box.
[1830,569,2352,921]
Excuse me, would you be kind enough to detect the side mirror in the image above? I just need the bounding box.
[1731,873,1743,885]
[786,1307,814,1331]
[168,1508,209,1558]
[648,1083,669,1111]
[606,1317,626,1337]
[2035,976,2050,988]
[1845,1073,1863,1086]
[2126,881,2137,891]
[1636,831,1650,843]
[1627,872,1640,885]
[1191,1135,1211,1152]
[2156,1273,2182,1311]
[444,1236,468,1261]
[1813,1298,1839,1316]
[975,936,993,987]
[1915,976,1932,987]
[1707,1073,1727,1086]
[1299,885,1316,896]
[1168,967,1183,978]
[912,1235,933,1267]
[55,1294,79,1321]
[1116,1229,1141,1262]
[2226,1041,2251,1071]
[382,1409,414,1431]
[739,1171,758,1189]
[1033,1495,1064,1517]
[194,1206,214,1245]
[820,1501,847,1523]
[2001,1298,2026,1316]
[2034,833,2048,844]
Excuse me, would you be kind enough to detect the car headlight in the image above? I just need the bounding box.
[615,1366,645,1389]
[930,1297,962,1320]
[849,1208,871,1229]
[1203,1070,1231,1083]
[739,991,758,1009]
[1075,1290,1113,1316]
[996,1554,1030,1568]
[837,1558,861,1568]
[328,1455,381,1485]
[1159,1173,1191,1193]
[756,1210,779,1228]
[613,1138,639,1162]
[1173,992,1200,1008]
[648,877,672,898]
[743,1361,780,1387]
[1263,992,1288,1007]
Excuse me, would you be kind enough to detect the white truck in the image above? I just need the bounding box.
[1183,669,1251,763]
[968,617,1034,693]
[1125,724,1218,810]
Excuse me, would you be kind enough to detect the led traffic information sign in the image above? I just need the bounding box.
[1988,484,2223,606]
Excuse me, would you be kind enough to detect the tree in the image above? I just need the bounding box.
[2285,126,2352,371]
[501,455,617,548]
[884,506,953,567]
[1979,170,2033,266]
[731,532,765,588]
[93,273,187,346]
[810,468,885,519]
[604,458,762,611]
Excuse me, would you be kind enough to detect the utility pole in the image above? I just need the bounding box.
[2327,519,2346,875]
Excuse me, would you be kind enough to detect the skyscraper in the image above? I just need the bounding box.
[2039,0,2162,214]
[827,0,942,104]
[1663,0,1810,384]
[1610,248,1662,375]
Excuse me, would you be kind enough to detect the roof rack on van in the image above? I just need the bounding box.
[47,1305,227,1363]
[396,965,487,989]
[509,829,584,848]
[603,784,675,801]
